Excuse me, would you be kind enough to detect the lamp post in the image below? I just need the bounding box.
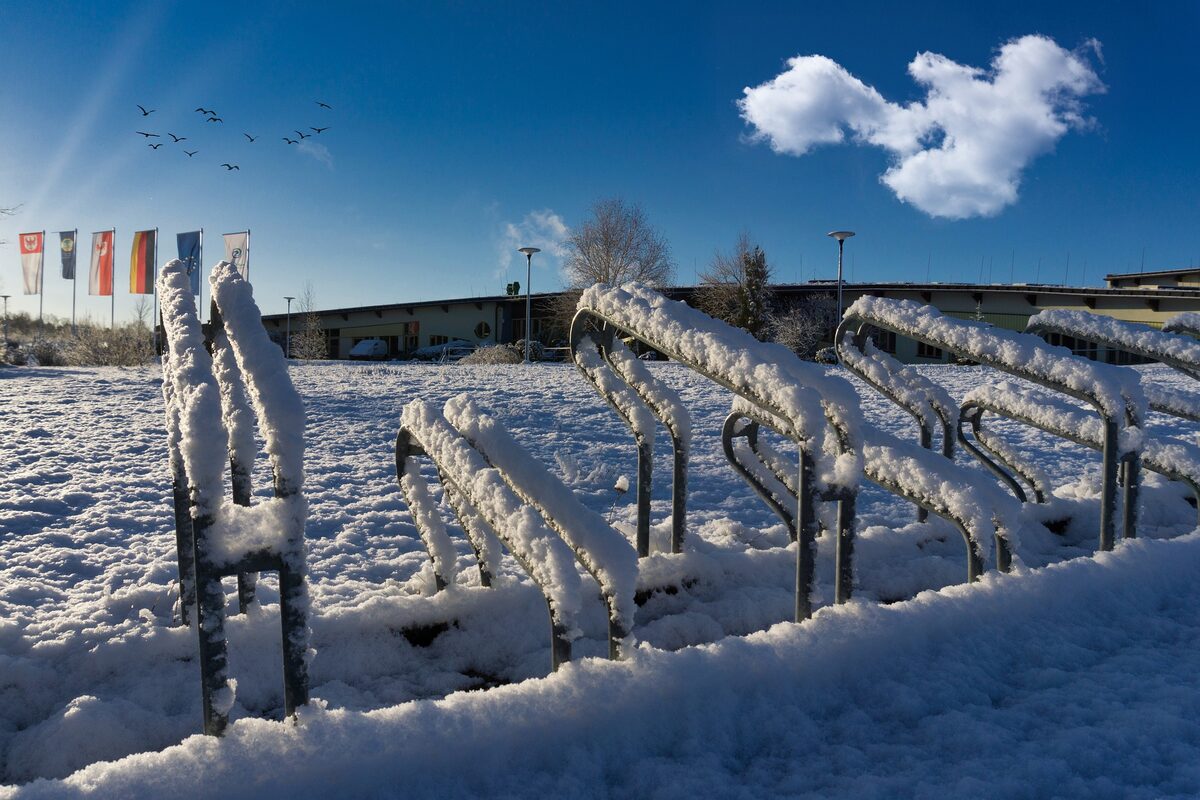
[517,247,540,363]
[827,230,855,324]
[1,295,9,347]
[284,296,295,358]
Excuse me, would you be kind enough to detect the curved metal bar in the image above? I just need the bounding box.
[844,298,1144,551]
[721,413,797,539]
[1028,311,1200,382]
[726,407,1007,583]
[395,426,575,670]
[962,392,1200,527]
[570,329,654,557]
[956,405,1040,504]
[834,318,956,523]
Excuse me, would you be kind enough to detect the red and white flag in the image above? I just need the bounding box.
[90,230,114,296]
[223,231,249,280]
[19,231,43,295]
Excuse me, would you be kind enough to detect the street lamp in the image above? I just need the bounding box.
[1,295,9,347]
[827,231,855,325]
[517,247,541,363]
[284,296,295,358]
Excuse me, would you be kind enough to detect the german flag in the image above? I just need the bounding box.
[130,229,157,294]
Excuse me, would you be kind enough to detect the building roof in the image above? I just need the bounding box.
[1104,266,1200,281]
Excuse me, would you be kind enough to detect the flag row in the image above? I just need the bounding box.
[17,229,250,296]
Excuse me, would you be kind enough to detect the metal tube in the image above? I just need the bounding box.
[525,253,532,363]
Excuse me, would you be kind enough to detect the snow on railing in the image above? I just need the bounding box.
[159,259,311,737]
[444,394,638,658]
[725,399,1015,583]
[396,399,586,669]
[834,320,959,525]
[960,382,1200,525]
[844,296,1144,552]
[1164,313,1200,339]
[573,283,863,620]
[1026,309,1200,420]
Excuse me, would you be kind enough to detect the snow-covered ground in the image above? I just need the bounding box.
[2,360,1199,797]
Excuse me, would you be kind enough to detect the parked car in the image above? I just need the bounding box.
[348,338,389,360]
[411,339,476,362]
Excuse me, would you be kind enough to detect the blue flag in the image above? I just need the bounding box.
[177,231,201,295]
[58,231,77,279]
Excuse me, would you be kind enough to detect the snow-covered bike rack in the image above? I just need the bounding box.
[159,260,311,736]
[834,319,958,522]
[395,396,638,665]
[842,297,1147,552]
[572,283,871,621]
[570,331,691,556]
[1027,309,1200,423]
[959,382,1200,525]
[723,400,1015,581]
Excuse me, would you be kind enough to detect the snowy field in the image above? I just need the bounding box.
[2,360,1200,798]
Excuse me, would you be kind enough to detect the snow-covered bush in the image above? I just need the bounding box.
[458,344,521,365]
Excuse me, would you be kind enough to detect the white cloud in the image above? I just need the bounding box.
[496,209,570,280]
[739,35,1104,219]
[296,139,333,170]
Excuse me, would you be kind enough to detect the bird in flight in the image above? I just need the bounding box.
[168,133,187,142]
[136,131,159,137]
[184,150,198,157]
[221,163,240,171]
[243,133,257,142]
[294,130,310,139]
[316,101,332,109]
[207,116,224,123]
[195,107,215,115]
[148,143,163,149]
[137,104,155,116]
[283,137,298,144]
[311,126,330,134]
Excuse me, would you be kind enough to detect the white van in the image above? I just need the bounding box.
[348,338,389,360]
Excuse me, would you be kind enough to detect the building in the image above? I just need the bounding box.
[261,278,1200,364]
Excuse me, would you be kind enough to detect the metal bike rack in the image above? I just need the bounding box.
[724,400,1014,582]
[160,260,311,737]
[843,297,1146,552]
[1164,313,1200,339]
[959,382,1200,526]
[1028,310,1200,422]
[572,283,866,621]
[834,320,958,522]
[397,397,637,667]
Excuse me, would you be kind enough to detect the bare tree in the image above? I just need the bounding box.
[0,203,18,246]
[290,281,327,359]
[563,198,674,288]
[768,293,838,360]
[694,232,774,340]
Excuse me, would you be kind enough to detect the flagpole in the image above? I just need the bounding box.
[152,228,159,353]
[110,228,116,329]
[72,228,78,336]
[38,230,45,340]
[199,228,204,324]
[246,228,250,282]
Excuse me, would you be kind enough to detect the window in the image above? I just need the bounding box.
[474,321,491,339]
[1045,332,1098,361]
[868,329,896,354]
[429,335,449,346]
[916,342,943,360]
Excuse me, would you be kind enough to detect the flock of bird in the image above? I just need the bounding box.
[134,101,333,172]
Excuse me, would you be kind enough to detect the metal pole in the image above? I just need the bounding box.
[38,230,45,340]
[1,295,9,346]
[72,228,78,335]
[836,238,845,323]
[285,296,294,357]
[152,228,159,352]
[198,228,204,324]
[110,228,116,329]
[525,252,532,363]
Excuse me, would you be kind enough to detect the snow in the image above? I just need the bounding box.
[579,283,863,490]
[847,296,1147,422]
[1164,312,1200,338]
[572,336,657,443]
[4,354,1200,796]
[1028,309,1200,378]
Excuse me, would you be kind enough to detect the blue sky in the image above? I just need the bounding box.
[1,1,1198,322]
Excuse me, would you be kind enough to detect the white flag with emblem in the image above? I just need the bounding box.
[19,232,44,295]
[223,231,249,280]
